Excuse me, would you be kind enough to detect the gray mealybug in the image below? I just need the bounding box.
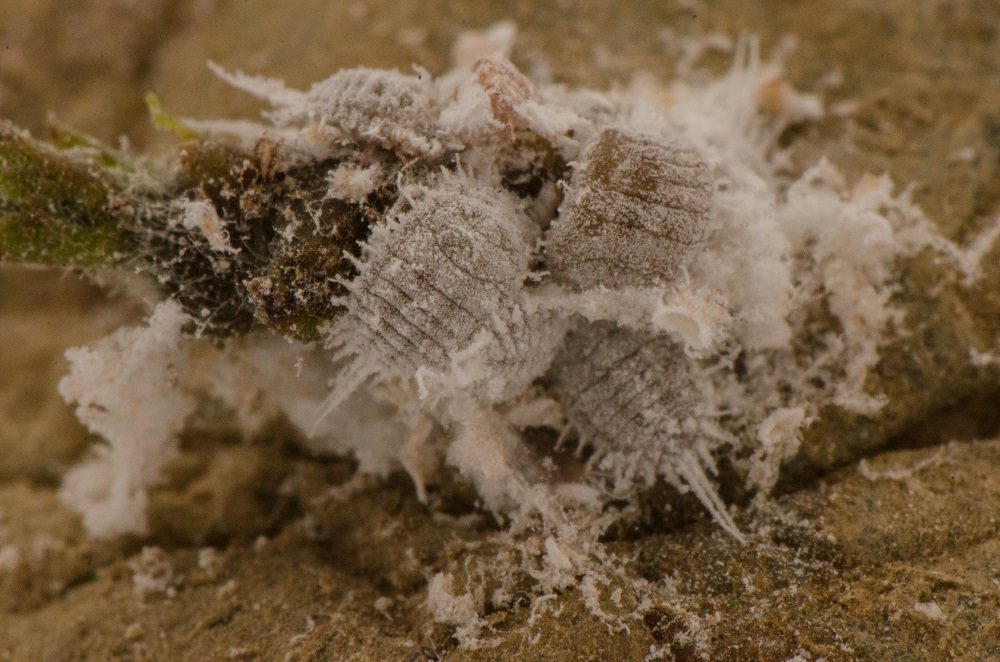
[316,171,562,424]
[282,68,446,158]
[544,127,713,289]
[549,320,742,539]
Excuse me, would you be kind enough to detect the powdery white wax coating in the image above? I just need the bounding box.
[545,127,713,289]
[440,306,569,405]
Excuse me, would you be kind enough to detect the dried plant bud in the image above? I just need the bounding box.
[544,127,713,289]
[242,186,379,340]
[550,320,741,538]
[340,174,536,381]
[144,141,374,338]
[288,68,445,158]
[474,57,533,129]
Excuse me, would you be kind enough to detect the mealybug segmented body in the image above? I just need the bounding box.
[549,320,741,538]
[290,68,445,158]
[545,128,712,290]
[319,173,564,423]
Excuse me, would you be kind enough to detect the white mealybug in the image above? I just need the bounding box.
[544,127,713,290]
[283,67,446,158]
[315,171,565,446]
[549,320,742,540]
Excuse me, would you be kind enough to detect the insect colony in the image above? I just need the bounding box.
[57,34,949,543]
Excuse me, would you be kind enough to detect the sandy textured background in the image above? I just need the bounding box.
[1,1,999,659]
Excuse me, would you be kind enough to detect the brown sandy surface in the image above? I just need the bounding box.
[2,1,1000,659]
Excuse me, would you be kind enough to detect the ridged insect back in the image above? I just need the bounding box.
[545,127,713,289]
[550,320,742,538]
[290,68,445,157]
[345,177,533,373]
[310,172,555,424]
